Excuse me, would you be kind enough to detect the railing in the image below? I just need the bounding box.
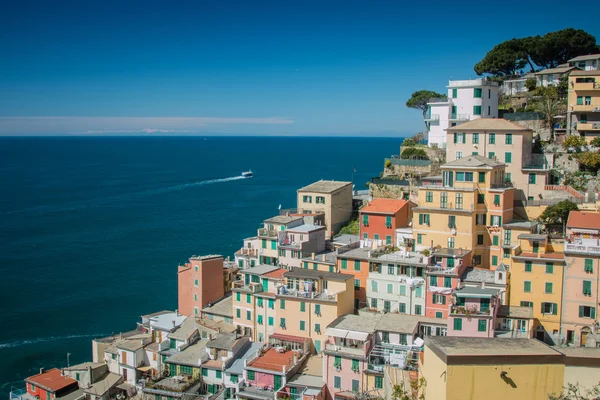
[279,288,336,301]
[565,243,600,255]
[258,229,279,238]
[449,113,469,120]
[522,163,548,170]
[577,122,600,131]
[238,248,259,256]
[450,305,491,316]
[426,266,457,275]
[325,342,366,356]
[416,202,474,212]
[9,388,29,400]
[573,82,600,90]
[425,114,440,121]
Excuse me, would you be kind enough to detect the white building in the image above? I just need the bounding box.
[426,79,499,148]
[534,64,576,88]
[568,54,600,71]
[365,251,427,315]
[500,73,534,96]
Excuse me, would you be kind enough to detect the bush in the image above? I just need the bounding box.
[402,138,416,147]
[385,159,392,169]
[421,249,431,257]
[562,135,587,151]
[401,147,429,160]
[525,77,537,92]
[338,219,359,236]
[538,200,579,225]
[577,152,600,173]
[590,137,600,147]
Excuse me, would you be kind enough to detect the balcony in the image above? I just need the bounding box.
[426,266,457,275]
[577,122,600,131]
[258,228,279,238]
[450,305,491,316]
[449,113,469,121]
[325,342,366,357]
[278,287,337,302]
[522,163,549,171]
[233,281,264,293]
[424,114,440,122]
[237,248,259,257]
[415,202,474,212]
[573,82,600,91]
[565,242,600,255]
[571,103,600,113]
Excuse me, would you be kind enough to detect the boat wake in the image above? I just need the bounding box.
[0,333,108,350]
[152,175,246,194]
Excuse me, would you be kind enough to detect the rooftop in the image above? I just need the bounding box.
[426,337,561,358]
[518,233,547,241]
[168,316,198,341]
[62,362,105,372]
[206,334,241,350]
[165,340,208,367]
[116,334,151,352]
[331,235,360,246]
[287,372,325,390]
[226,342,263,375]
[460,267,497,284]
[296,355,323,378]
[360,198,409,215]
[446,118,530,132]
[497,305,534,319]
[534,65,576,75]
[196,317,237,334]
[567,211,600,230]
[286,224,326,233]
[570,69,600,77]
[301,250,337,265]
[247,348,298,372]
[283,268,354,282]
[442,154,504,169]
[453,286,499,298]
[297,180,352,194]
[202,295,233,319]
[503,220,538,230]
[242,265,281,276]
[149,312,187,332]
[263,215,304,225]
[556,346,600,360]
[84,373,122,396]
[189,254,223,261]
[375,250,426,265]
[376,313,444,334]
[337,246,372,260]
[25,369,77,392]
[327,313,381,335]
[568,53,600,62]
[432,248,471,258]
[263,269,287,279]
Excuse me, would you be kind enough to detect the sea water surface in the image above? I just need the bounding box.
[0,136,400,394]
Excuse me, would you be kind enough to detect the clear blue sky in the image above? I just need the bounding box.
[1,0,599,136]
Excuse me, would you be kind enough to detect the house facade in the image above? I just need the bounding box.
[178,255,226,317]
[567,70,600,141]
[297,180,353,239]
[359,198,411,244]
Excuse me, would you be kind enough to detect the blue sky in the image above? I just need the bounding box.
[1,0,599,136]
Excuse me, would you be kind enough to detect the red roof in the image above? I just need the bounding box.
[25,369,77,392]
[360,198,409,215]
[264,269,286,279]
[248,348,297,372]
[567,211,600,230]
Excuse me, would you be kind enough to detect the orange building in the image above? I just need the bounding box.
[336,246,373,309]
[360,198,411,244]
[25,369,78,400]
[178,255,226,317]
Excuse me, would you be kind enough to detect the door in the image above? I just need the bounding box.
[532,242,539,254]
[536,330,545,341]
[262,278,268,292]
[314,340,321,353]
[122,351,127,365]
[581,329,590,346]
[274,375,282,390]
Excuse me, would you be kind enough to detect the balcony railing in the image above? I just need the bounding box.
[577,122,600,131]
[449,113,469,121]
[565,243,600,255]
[325,342,366,356]
[279,288,336,301]
[258,229,279,238]
[450,305,491,316]
[573,82,600,91]
[426,266,457,275]
[425,114,440,121]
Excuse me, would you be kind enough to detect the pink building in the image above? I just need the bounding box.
[425,248,471,319]
[178,255,225,317]
[447,287,500,338]
[563,211,600,346]
[278,224,327,269]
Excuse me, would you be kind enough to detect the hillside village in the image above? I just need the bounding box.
[10,34,600,400]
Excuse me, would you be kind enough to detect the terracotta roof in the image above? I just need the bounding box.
[264,269,286,279]
[25,369,77,392]
[202,360,224,369]
[360,198,409,215]
[567,211,600,230]
[446,118,530,132]
[248,348,297,372]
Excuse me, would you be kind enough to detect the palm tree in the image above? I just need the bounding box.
[535,97,564,142]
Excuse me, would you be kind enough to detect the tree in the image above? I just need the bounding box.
[406,91,447,129]
[538,200,579,225]
[525,77,537,92]
[401,147,429,160]
[474,38,528,77]
[392,378,426,400]
[529,29,600,69]
[534,96,564,140]
[577,152,600,173]
[563,135,587,151]
[402,138,416,147]
[548,382,600,400]
[590,137,600,147]
[338,219,359,235]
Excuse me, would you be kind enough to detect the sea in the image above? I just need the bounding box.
[0,136,401,395]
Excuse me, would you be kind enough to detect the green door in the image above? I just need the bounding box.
[533,242,539,254]
[314,340,321,353]
[274,375,282,390]
[245,274,250,285]
[451,106,457,118]
[262,278,268,292]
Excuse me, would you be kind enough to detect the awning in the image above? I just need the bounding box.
[325,328,348,338]
[346,331,369,341]
[455,293,493,298]
[269,333,308,343]
[136,365,153,372]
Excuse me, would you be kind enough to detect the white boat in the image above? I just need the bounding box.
[241,170,253,178]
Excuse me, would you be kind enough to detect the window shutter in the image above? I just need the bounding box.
[419,214,423,224]
[592,308,597,319]
[454,133,457,144]
[441,296,446,305]
[579,306,584,318]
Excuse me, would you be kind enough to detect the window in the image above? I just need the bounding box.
[417,234,423,244]
[435,311,443,319]
[452,88,457,98]
[246,294,251,304]
[447,237,455,248]
[334,376,341,389]
[418,213,430,225]
[257,315,263,325]
[247,371,255,380]
[477,193,485,204]
[504,249,510,258]
[384,300,391,312]
[315,323,321,333]
[194,294,198,301]
[585,259,594,273]
[444,277,452,288]
[494,194,500,206]
[489,133,495,144]
[585,96,592,105]
[351,359,360,372]
[354,279,360,289]
[280,299,285,309]
[425,191,433,202]
[506,172,511,183]
[456,193,463,209]
[299,320,305,331]
[236,308,241,318]
[399,303,406,313]
[216,370,222,379]
[388,264,395,275]
[492,255,498,266]
[280,317,286,328]
[375,376,383,389]
[440,192,448,208]
[268,316,274,326]
[303,195,312,203]
[546,263,554,274]
[520,301,533,308]
[476,214,486,225]
[448,215,456,229]
[454,318,463,331]
[231,374,239,383]
[363,232,368,239]
[362,214,369,226]
[505,152,512,163]
[477,235,484,245]
[473,105,482,115]
[315,304,321,315]
[456,151,463,159]
[432,294,446,305]
[430,276,438,286]
[489,151,495,159]
[525,261,532,272]
[493,235,499,246]
[541,302,557,315]
[529,174,536,184]
[246,310,251,320]
[268,299,275,309]
[300,302,306,312]
[352,380,359,393]
[341,259,347,270]
[454,132,466,144]
[474,88,482,98]
[579,306,596,319]
[472,133,479,144]
[202,368,208,377]
[505,133,512,144]
[371,281,378,292]
[583,280,592,296]
[545,282,553,294]
[386,235,392,245]
[524,281,532,293]
[354,260,361,271]
[316,196,325,204]
[381,331,390,342]
[194,279,199,287]
[491,215,502,226]
[478,172,485,183]
[262,239,267,249]
[415,304,422,315]
[478,319,487,332]
[385,215,393,228]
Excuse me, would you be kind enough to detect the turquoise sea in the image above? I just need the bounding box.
[0,136,400,394]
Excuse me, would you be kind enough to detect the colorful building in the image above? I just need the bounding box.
[562,211,600,346]
[445,119,548,201]
[567,70,600,141]
[495,305,535,339]
[359,198,411,244]
[425,248,471,319]
[297,180,353,239]
[336,246,373,309]
[420,337,564,400]
[278,224,327,269]
[178,255,227,317]
[509,233,565,344]
[275,268,355,354]
[258,215,305,266]
[24,369,79,400]
[413,155,515,270]
[447,287,500,338]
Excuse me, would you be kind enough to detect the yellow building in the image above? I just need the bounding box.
[297,180,353,239]
[413,155,514,269]
[275,268,355,354]
[508,234,565,344]
[567,70,600,141]
[420,336,564,400]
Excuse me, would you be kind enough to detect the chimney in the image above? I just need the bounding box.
[322,254,326,261]
[172,320,176,328]
[311,253,315,260]
[40,368,45,374]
